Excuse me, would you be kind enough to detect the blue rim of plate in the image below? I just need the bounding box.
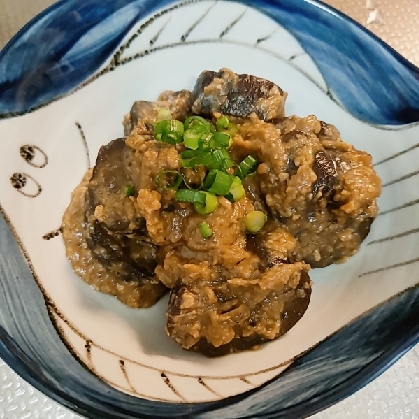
[1,0,419,418]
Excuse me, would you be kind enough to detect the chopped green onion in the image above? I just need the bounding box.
[199,222,212,239]
[163,131,184,144]
[235,155,259,179]
[244,211,267,233]
[152,115,252,214]
[183,129,201,150]
[184,116,210,130]
[154,119,184,136]
[203,169,234,195]
[191,123,210,134]
[124,185,135,197]
[155,107,172,122]
[216,115,230,131]
[209,148,234,171]
[181,149,200,159]
[197,136,212,152]
[226,176,245,202]
[210,132,231,149]
[175,189,207,204]
[154,119,184,145]
[155,170,182,190]
[194,192,218,215]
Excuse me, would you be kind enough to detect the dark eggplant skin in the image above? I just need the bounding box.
[166,219,311,357]
[123,90,193,135]
[85,219,159,283]
[312,150,338,196]
[191,69,287,121]
[86,138,145,234]
[166,271,311,357]
[123,101,156,136]
[82,87,193,295]
[85,138,163,287]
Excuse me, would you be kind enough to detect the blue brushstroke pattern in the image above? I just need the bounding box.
[1,0,419,124]
[0,0,169,118]
[242,0,419,125]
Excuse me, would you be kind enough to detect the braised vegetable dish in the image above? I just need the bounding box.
[62,69,381,356]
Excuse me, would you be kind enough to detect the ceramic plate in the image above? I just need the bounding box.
[1,0,419,418]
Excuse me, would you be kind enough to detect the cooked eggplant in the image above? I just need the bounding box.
[86,138,145,234]
[84,138,163,280]
[62,68,381,354]
[123,101,157,136]
[123,90,192,135]
[62,170,167,308]
[312,150,337,196]
[192,68,287,121]
[166,269,311,357]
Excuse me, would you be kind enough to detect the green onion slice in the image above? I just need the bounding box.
[154,119,184,144]
[194,192,218,215]
[184,116,210,130]
[154,119,184,136]
[244,211,267,233]
[180,150,215,168]
[209,148,234,171]
[124,185,135,197]
[226,176,245,202]
[199,222,212,239]
[155,170,182,190]
[235,155,259,179]
[152,115,252,213]
[162,131,184,145]
[175,189,207,204]
[183,129,202,150]
[216,115,230,131]
[210,132,231,149]
[181,149,201,159]
[203,169,234,196]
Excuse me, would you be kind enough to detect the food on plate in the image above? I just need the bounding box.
[191,69,287,121]
[62,68,381,356]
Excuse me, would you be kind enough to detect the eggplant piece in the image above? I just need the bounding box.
[87,138,145,234]
[282,210,375,269]
[157,89,193,121]
[123,90,192,135]
[318,120,341,141]
[246,220,296,271]
[62,169,167,308]
[246,235,288,272]
[312,150,338,196]
[242,174,269,214]
[358,216,374,242]
[167,223,310,357]
[166,270,311,357]
[85,218,159,282]
[84,215,167,304]
[85,138,166,294]
[191,69,287,121]
[123,101,156,136]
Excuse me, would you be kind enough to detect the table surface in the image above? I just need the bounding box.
[1,0,419,418]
